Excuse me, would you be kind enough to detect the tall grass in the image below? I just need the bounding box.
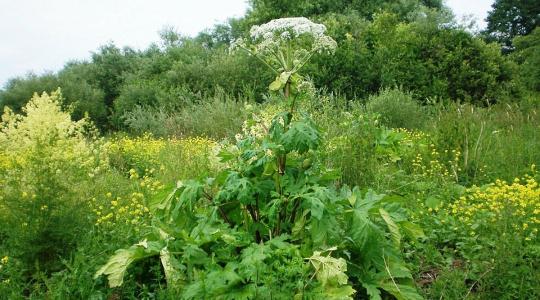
[122,91,253,139]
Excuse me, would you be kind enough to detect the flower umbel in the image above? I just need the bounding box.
[230,17,336,94]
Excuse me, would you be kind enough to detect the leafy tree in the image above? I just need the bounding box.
[0,73,60,112]
[484,0,540,49]
[90,43,139,108]
[245,0,443,24]
[58,62,107,126]
[0,66,108,128]
[512,27,540,92]
[308,11,514,103]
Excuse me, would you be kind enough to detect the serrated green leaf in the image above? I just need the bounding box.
[309,197,325,220]
[183,244,210,265]
[281,118,320,154]
[363,283,382,300]
[171,180,204,219]
[322,285,356,299]
[308,251,349,287]
[379,208,401,247]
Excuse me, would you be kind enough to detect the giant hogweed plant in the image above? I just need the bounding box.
[95,17,423,299]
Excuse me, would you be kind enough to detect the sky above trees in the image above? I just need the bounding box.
[0,0,493,87]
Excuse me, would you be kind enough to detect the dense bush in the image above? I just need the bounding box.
[366,88,426,129]
[0,64,107,128]
[310,11,515,103]
[512,27,540,93]
[122,91,251,139]
[0,90,107,274]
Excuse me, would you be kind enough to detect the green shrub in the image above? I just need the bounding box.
[0,90,108,275]
[366,88,427,129]
[122,91,252,139]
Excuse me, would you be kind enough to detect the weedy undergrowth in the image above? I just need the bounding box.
[95,17,423,299]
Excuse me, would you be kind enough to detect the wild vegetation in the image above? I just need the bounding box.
[0,0,539,299]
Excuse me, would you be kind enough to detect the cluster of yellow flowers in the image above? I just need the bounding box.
[91,169,164,228]
[130,168,166,192]
[108,133,167,172]
[411,148,461,181]
[176,136,220,166]
[0,91,110,236]
[396,128,428,144]
[91,192,150,228]
[108,134,219,174]
[92,134,219,229]
[398,128,462,182]
[448,173,539,241]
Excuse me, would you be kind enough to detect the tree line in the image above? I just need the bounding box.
[0,0,538,130]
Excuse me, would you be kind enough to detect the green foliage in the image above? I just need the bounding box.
[0,3,539,298]
[95,18,421,299]
[0,66,107,128]
[0,2,525,130]
[244,0,443,26]
[0,90,107,275]
[484,0,540,49]
[0,73,60,112]
[90,43,138,108]
[366,88,426,129]
[311,11,514,103]
[122,92,251,139]
[430,102,540,184]
[512,27,540,93]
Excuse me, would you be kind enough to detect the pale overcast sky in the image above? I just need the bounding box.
[0,0,493,88]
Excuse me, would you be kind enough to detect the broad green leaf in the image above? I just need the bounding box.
[321,285,356,299]
[400,221,425,240]
[382,258,413,279]
[281,118,320,154]
[308,250,349,287]
[353,189,385,212]
[309,197,325,220]
[379,208,401,247]
[279,71,292,84]
[183,244,210,265]
[348,193,357,207]
[364,284,382,300]
[94,242,161,287]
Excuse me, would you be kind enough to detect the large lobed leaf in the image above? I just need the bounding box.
[94,240,163,287]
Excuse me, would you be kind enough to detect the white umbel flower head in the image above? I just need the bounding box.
[229,17,337,95]
[230,17,337,56]
[250,17,326,40]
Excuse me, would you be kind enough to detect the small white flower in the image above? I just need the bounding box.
[280,31,291,40]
